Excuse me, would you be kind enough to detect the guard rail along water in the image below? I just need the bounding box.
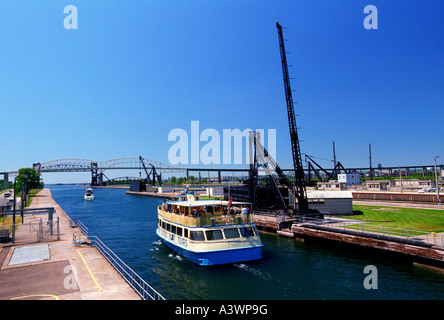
[295,214,444,248]
[71,218,165,300]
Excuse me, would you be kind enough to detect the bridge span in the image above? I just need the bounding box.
[32,157,185,186]
[1,156,442,187]
[33,157,182,173]
[1,157,255,187]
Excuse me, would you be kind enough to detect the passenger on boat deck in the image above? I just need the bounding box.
[241,206,248,214]
[224,210,234,223]
[193,208,200,217]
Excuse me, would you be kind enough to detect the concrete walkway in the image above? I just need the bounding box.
[0,188,141,300]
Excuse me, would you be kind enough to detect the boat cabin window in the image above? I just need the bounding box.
[239,227,255,237]
[162,221,166,229]
[223,228,240,239]
[190,231,205,241]
[166,223,171,232]
[177,227,183,236]
[184,229,189,238]
[171,225,176,234]
[205,230,223,241]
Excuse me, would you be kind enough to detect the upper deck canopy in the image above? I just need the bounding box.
[166,200,251,207]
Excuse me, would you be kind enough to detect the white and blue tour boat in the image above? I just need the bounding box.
[156,191,263,266]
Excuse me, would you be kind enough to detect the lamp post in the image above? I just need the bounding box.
[399,166,402,193]
[12,177,17,243]
[435,156,440,204]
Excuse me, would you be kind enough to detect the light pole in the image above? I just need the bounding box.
[399,166,403,193]
[12,177,17,243]
[435,156,440,204]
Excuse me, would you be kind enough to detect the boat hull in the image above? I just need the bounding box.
[157,229,263,266]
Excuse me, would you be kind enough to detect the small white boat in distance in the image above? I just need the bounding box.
[84,188,94,200]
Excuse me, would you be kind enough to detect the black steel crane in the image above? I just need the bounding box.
[305,154,347,185]
[276,22,309,213]
[139,156,162,186]
[250,131,295,213]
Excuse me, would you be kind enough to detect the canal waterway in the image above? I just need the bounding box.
[49,185,444,300]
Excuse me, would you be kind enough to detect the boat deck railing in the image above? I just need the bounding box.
[158,209,254,227]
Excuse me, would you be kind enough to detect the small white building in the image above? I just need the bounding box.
[0,196,21,214]
[393,179,435,190]
[316,181,348,190]
[366,180,393,191]
[338,173,361,186]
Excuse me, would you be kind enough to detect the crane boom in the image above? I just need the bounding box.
[139,156,150,183]
[139,156,162,186]
[250,132,289,212]
[276,22,309,213]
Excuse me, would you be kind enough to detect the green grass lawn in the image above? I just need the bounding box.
[346,205,444,233]
[0,216,22,232]
[198,195,224,200]
[25,188,42,207]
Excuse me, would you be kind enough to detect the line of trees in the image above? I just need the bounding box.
[167,176,207,185]
[14,168,44,192]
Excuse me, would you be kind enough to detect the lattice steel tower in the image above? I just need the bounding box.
[276,22,309,213]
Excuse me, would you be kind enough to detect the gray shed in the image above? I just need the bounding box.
[306,191,353,215]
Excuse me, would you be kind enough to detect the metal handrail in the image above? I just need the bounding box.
[299,217,444,248]
[74,219,88,235]
[71,218,165,300]
[89,236,165,300]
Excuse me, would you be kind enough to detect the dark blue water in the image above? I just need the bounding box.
[49,185,444,300]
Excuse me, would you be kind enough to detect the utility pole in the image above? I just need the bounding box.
[435,156,440,204]
[399,166,403,193]
[333,142,337,168]
[369,143,373,180]
[12,178,16,243]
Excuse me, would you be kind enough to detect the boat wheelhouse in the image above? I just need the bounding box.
[156,192,263,266]
[84,188,94,200]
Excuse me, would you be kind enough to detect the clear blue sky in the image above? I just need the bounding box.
[1,1,443,183]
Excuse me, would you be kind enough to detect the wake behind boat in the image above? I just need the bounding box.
[156,191,263,266]
[84,188,94,200]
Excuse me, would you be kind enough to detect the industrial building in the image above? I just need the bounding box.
[308,191,353,215]
[289,190,353,215]
[366,180,393,191]
[316,181,348,191]
[338,173,361,186]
